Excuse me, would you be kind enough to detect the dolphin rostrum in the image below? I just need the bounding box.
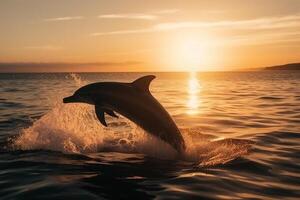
[63,75,186,154]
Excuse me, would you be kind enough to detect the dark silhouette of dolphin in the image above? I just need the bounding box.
[63,75,186,154]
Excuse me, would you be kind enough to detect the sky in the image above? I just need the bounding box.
[0,0,299,72]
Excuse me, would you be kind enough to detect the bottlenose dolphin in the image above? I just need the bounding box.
[63,75,186,154]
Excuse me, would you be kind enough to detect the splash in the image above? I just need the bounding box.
[12,102,177,158]
[182,129,253,167]
[68,73,85,87]
[12,74,252,166]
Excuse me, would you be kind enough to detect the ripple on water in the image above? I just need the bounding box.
[0,71,300,199]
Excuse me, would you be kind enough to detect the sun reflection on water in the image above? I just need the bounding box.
[187,72,201,115]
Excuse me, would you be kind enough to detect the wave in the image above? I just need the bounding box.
[257,96,284,100]
[0,101,26,108]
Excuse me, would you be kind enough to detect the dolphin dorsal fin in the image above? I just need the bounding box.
[132,75,156,93]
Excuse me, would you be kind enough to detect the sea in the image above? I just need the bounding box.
[0,71,299,199]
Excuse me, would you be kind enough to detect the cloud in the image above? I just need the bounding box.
[24,45,63,50]
[151,9,180,14]
[98,14,157,20]
[225,31,300,46]
[98,9,179,21]
[91,28,151,36]
[91,14,300,36]
[153,14,300,30]
[44,16,84,22]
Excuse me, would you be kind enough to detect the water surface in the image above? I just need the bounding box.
[0,71,300,199]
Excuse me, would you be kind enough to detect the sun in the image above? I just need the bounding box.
[161,33,213,71]
[180,38,205,71]
[158,32,217,71]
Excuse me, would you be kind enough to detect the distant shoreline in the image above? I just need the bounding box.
[264,63,300,70]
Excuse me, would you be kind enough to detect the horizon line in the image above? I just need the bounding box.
[0,61,264,73]
[0,69,264,73]
[0,61,298,73]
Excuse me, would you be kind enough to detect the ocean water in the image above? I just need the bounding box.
[0,71,299,199]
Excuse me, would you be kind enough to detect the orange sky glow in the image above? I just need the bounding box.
[0,0,299,72]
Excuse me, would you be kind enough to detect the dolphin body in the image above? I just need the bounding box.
[63,75,186,154]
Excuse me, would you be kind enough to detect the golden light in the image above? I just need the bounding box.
[186,72,201,115]
[160,33,216,72]
[180,38,205,71]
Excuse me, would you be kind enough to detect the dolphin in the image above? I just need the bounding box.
[63,75,186,154]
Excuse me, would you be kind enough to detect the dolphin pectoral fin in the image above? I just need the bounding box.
[132,75,156,93]
[95,105,107,127]
[104,109,118,118]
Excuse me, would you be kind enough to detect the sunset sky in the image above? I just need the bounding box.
[0,0,299,72]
